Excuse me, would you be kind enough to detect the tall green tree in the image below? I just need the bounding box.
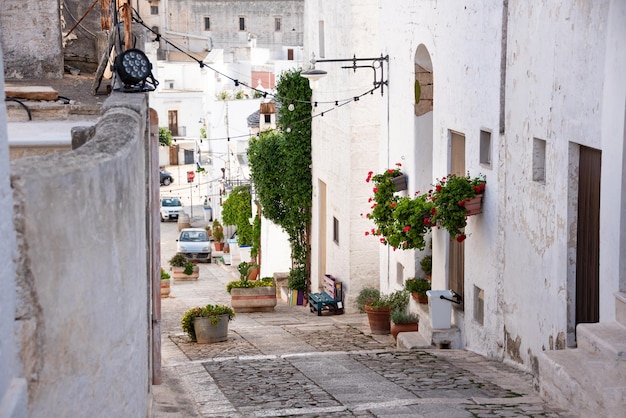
[159,127,172,146]
[247,69,312,290]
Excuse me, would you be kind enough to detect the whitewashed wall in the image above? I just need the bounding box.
[0,47,28,418]
[378,1,505,356]
[503,0,622,362]
[305,0,385,311]
[8,94,152,417]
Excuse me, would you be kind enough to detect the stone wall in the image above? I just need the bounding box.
[9,93,153,416]
[0,0,63,79]
[0,46,28,418]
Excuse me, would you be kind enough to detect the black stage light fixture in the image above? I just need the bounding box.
[114,48,159,92]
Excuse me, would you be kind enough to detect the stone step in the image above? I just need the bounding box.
[396,331,432,350]
[577,322,626,359]
[6,100,100,122]
[538,348,626,417]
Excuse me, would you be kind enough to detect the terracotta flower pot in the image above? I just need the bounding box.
[411,292,429,304]
[391,322,418,340]
[364,305,391,335]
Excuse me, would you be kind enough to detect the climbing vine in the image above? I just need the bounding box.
[222,185,253,246]
[248,69,312,290]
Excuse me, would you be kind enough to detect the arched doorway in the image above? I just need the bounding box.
[413,44,434,272]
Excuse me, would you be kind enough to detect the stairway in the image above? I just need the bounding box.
[538,292,626,418]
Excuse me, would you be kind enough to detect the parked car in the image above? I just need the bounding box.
[160,170,174,186]
[177,228,212,263]
[160,197,183,222]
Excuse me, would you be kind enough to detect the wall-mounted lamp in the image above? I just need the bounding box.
[113,48,159,92]
[301,53,389,95]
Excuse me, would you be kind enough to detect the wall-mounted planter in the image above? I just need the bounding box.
[391,174,408,192]
[464,194,484,216]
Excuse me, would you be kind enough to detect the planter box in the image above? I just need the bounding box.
[193,315,229,343]
[160,279,171,298]
[464,194,484,216]
[231,286,277,312]
[391,174,408,191]
[171,265,199,281]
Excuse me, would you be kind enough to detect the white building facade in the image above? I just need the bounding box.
[306,0,625,414]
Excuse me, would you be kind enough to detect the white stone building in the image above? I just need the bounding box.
[305,0,625,415]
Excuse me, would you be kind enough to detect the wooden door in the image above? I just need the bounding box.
[168,110,178,137]
[449,132,465,309]
[576,146,601,324]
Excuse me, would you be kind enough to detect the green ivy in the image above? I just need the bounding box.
[222,185,253,246]
[247,69,312,289]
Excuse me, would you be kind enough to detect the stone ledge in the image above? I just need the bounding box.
[396,331,432,350]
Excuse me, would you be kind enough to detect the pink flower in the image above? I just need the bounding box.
[365,231,370,236]
[403,226,411,233]
[373,187,378,193]
[390,202,396,208]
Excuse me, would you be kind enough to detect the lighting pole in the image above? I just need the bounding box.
[301,53,390,95]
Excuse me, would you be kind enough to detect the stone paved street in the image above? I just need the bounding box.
[152,204,577,418]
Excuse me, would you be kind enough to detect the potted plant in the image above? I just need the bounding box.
[212,219,225,251]
[160,268,171,298]
[429,173,486,242]
[365,165,403,243]
[405,278,431,304]
[287,266,307,305]
[364,164,434,250]
[390,310,419,340]
[227,267,276,312]
[357,287,409,335]
[168,253,199,281]
[181,304,235,343]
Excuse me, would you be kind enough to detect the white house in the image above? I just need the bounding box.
[305,0,626,415]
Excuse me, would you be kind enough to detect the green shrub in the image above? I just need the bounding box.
[405,278,431,294]
[287,267,306,291]
[356,287,380,313]
[391,310,419,324]
[183,262,195,275]
[181,304,236,342]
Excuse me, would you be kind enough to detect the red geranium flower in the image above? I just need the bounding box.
[403,226,411,233]
[456,234,467,242]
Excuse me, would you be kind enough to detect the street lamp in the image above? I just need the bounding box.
[301,53,389,95]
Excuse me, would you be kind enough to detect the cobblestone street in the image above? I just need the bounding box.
[152,206,576,418]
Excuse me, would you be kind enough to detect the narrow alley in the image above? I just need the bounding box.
[151,212,575,418]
